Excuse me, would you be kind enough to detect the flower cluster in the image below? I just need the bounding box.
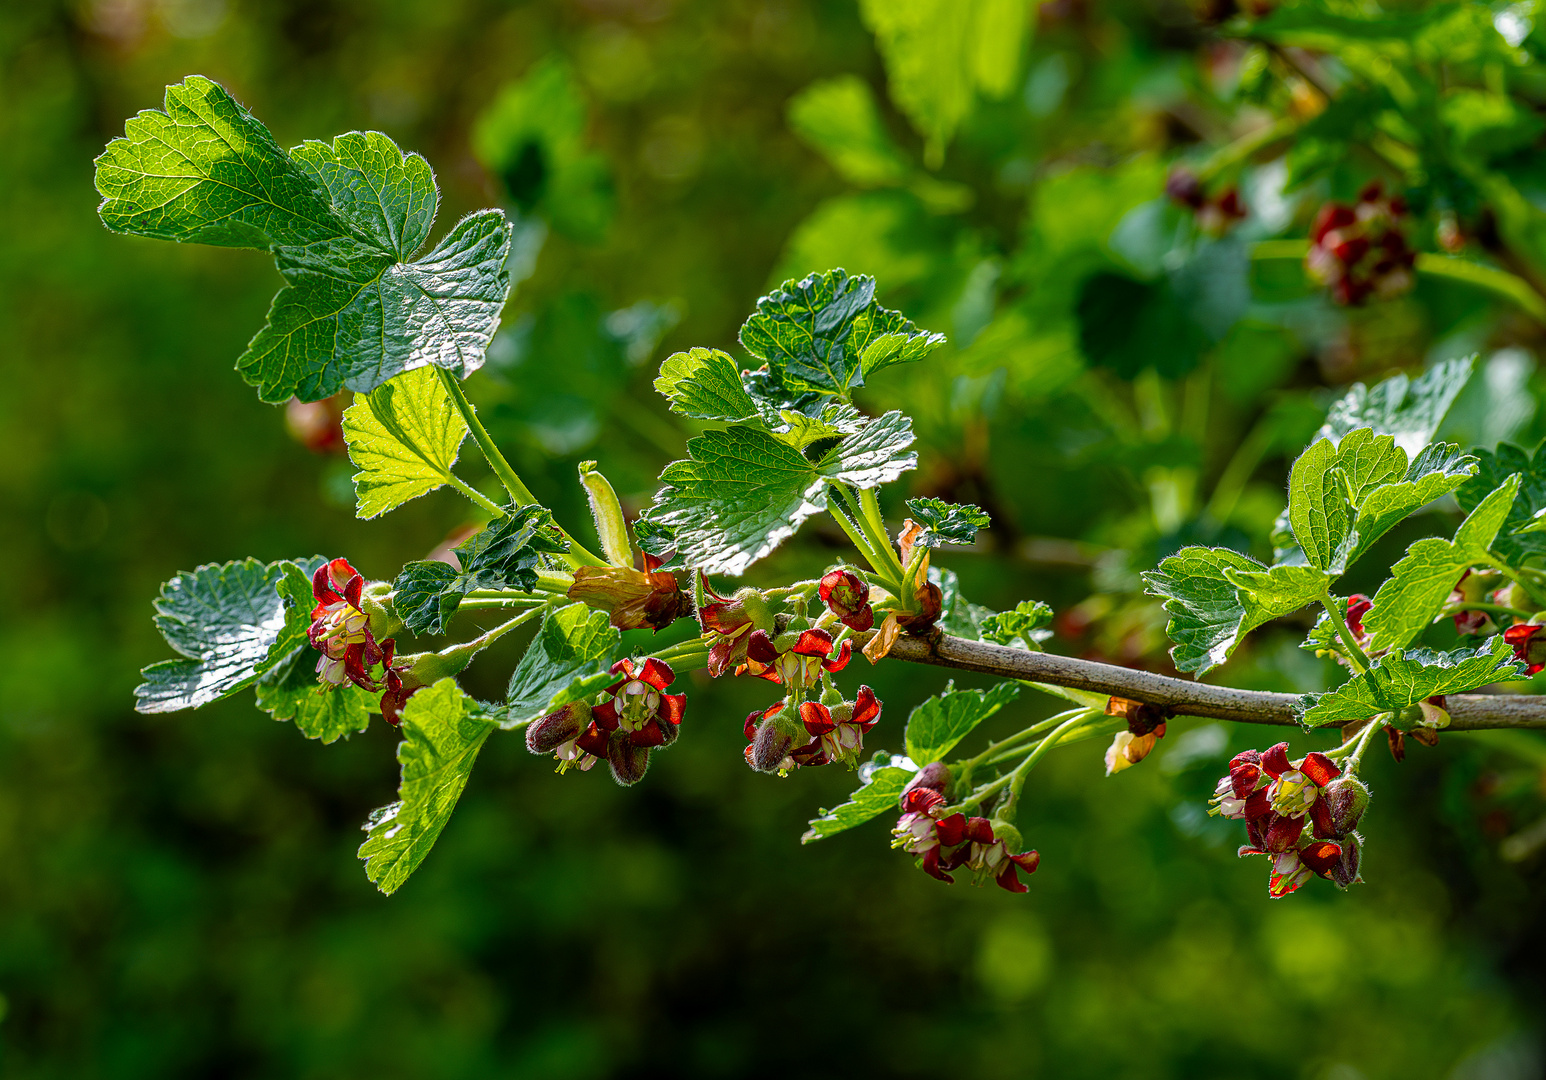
[743,686,883,772]
[1165,167,1247,235]
[1212,742,1365,898]
[698,579,776,677]
[308,558,415,723]
[891,765,1041,892]
[1305,181,1417,305]
[526,657,686,784]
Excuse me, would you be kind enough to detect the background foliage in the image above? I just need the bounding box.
[3,0,1546,1076]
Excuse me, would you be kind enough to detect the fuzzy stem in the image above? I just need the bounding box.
[1319,594,1372,674]
[445,474,505,517]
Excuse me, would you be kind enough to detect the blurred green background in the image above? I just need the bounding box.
[3,0,1546,1076]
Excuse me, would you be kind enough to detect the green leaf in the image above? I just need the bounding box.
[766,402,869,451]
[639,411,916,574]
[1297,637,1523,728]
[802,752,918,843]
[1287,437,1354,572]
[94,75,345,249]
[96,76,516,403]
[738,269,944,399]
[391,506,568,635]
[497,603,620,729]
[1363,477,1520,653]
[980,600,1055,650]
[343,366,469,519]
[255,644,374,743]
[653,347,758,423]
[1317,356,1475,455]
[358,678,494,895]
[1343,441,1477,564]
[788,75,913,188]
[1144,547,1330,675]
[905,682,1021,766]
[904,497,990,546]
[857,0,1028,164]
[1456,437,1546,563]
[135,556,321,713]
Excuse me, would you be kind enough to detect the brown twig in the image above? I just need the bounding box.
[882,633,1546,731]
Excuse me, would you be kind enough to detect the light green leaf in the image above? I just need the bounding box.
[1456,437,1546,563]
[1145,547,1330,675]
[738,269,944,399]
[343,366,469,519]
[1287,437,1353,572]
[1344,441,1477,564]
[653,347,758,423]
[980,600,1055,650]
[639,411,916,574]
[358,678,493,895]
[135,556,321,713]
[1363,477,1520,652]
[96,76,516,403]
[255,644,374,743]
[788,75,912,188]
[905,682,1021,766]
[802,752,918,843]
[767,402,869,450]
[497,603,620,729]
[1297,637,1523,728]
[1317,356,1475,456]
[905,497,989,546]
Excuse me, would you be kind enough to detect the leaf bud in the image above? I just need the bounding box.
[606,733,651,786]
[902,761,952,800]
[748,719,796,773]
[1330,832,1362,889]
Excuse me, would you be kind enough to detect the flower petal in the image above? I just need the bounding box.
[850,685,881,729]
[822,640,852,673]
[1299,751,1341,787]
[1261,742,1292,778]
[746,630,779,664]
[637,657,675,691]
[591,698,620,730]
[658,693,687,727]
[799,700,835,735]
[1299,839,1343,875]
[791,628,835,657]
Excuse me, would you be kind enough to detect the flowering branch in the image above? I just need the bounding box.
[880,632,1546,731]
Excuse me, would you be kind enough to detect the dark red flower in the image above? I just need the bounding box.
[738,627,850,688]
[892,778,1039,892]
[797,686,882,766]
[547,657,687,785]
[698,578,775,677]
[1448,569,1497,636]
[1165,168,1247,235]
[1345,594,1372,639]
[526,700,598,772]
[1211,741,1355,897]
[818,568,874,632]
[375,638,420,726]
[1306,181,1416,305]
[1504,622,1546,675]
[309,558,385,692]
[285,394,346,454]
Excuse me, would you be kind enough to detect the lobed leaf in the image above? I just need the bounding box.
[653,347,758,423]
[1317,356,1475,455]
[95,76,516,403]
[1456,437,1546,564]
[931,567,996,641]
[358,678,494,895]
[135,556,322,713]
[980,600,1055,650]
[343,366,469,519]
[1145,547,1330,675]
[1363,477,1519,653]
[905,682,1021,766]
[1297,636,1523,727]
[639,411,916,574]
[255,644,374,743]
[738,269,944,399]
[904,497,990,547]
[496,603,620,730]
[802,752,918,843]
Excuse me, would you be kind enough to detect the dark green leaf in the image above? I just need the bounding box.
[905,682,1021,766]
[96,76,516,403]
[904,497,990,546]
[802,752,918,843]
[639,411,916,574]
[255,643,374,743]
[738,269,944,398]
[358,678,494,895]
[1456,436,1546,563]
[391,561,462,637]
[135,556,321,713]
[1297,637,1523,727]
